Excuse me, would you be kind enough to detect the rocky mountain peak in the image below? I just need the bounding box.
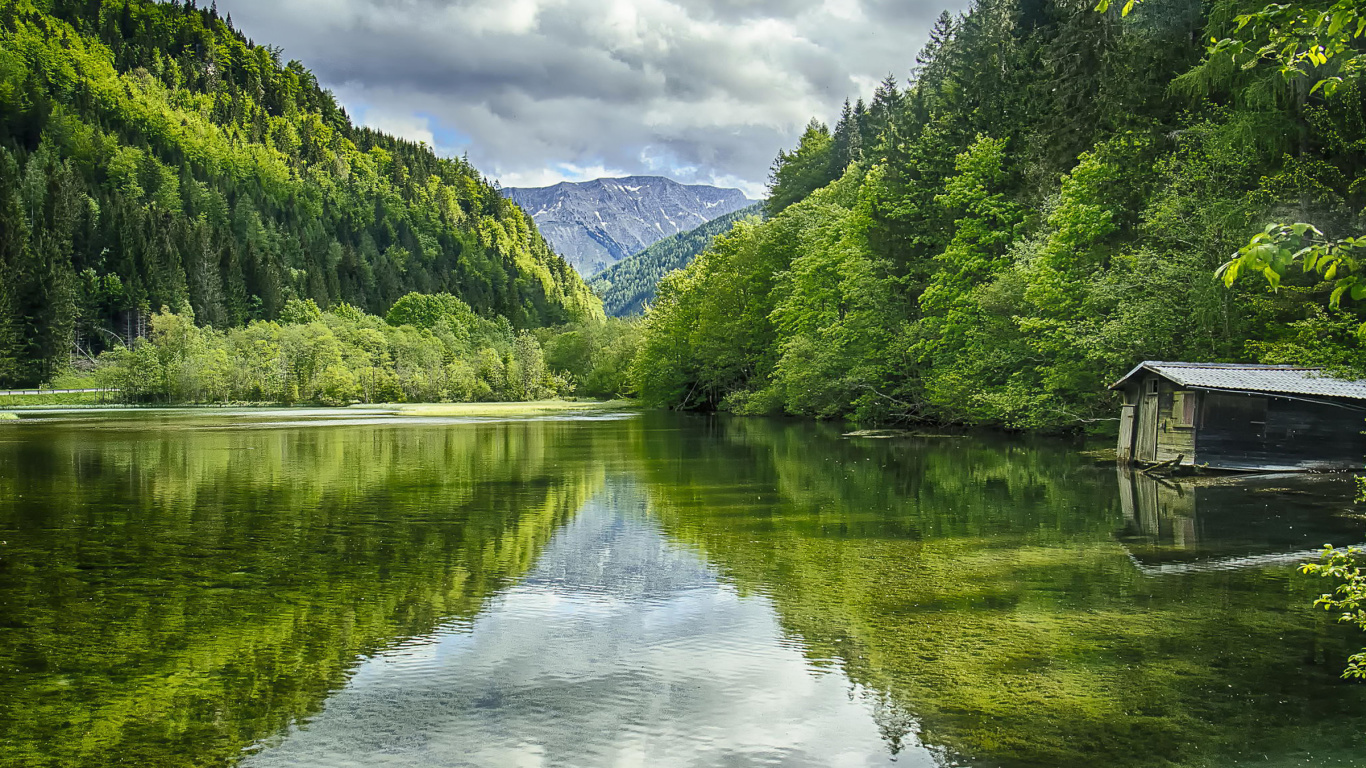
[502,176,753,276]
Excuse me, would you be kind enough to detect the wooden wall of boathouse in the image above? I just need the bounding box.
[1116,373,1197,466]
[1196,392,1366,471]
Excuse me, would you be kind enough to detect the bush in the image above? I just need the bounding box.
[96,304,638,406]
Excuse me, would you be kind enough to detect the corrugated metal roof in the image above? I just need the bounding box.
[1110,361,1366,401]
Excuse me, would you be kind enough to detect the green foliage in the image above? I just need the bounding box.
[589,202,765,317]
[0,0,600,387]
[630,216,788,409]
[540,317,641,398]
[1301,545,1366,678]
[764,166,897,421]
[1162,0,1366,334]
[1220,223,1366,330]
[1209,0,1366,98]
[280,298,323,325]
[766,119,836,215]
[93,300,622,405]
[911,135,1032,422]
[632,0,1366,430]
[1244,304,1366,372]
[385,291,478,331]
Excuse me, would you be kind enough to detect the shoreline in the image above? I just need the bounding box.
[0,399,640,417]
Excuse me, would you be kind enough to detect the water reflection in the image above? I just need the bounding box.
[246,484,924,767]
[1116,469,1363,573]
[635,416,1366,767]
[1,411,1365,768]
[0,412,611,768]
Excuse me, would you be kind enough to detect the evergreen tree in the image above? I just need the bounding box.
[830,99,863,175]
[0,0,601,386]
[632,0,1366,429]
[766,119,835,215]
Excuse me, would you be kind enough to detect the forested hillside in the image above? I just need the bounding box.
[590,202,764,317]
[0,0,600,387]
[631,0,1366,429]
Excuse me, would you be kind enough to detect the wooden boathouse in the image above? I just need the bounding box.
[1111,361,1366,471]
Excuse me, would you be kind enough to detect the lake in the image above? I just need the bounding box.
[1,408,1364,767]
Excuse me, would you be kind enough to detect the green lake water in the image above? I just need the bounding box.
[1,409,1365,767]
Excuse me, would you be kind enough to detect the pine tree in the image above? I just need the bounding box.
[0,0,600,385]
[766,119,835,215]
[830,99,863,176]
[866,74,903,154]
[912,10,956,105]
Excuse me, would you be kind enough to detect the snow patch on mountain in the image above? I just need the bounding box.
[502,176,753,277]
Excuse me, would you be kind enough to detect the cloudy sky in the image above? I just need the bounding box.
[218,0,962,198]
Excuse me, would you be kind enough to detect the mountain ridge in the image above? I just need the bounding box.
[503,176,753,276]
[590,202,765,317]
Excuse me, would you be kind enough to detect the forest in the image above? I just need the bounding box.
[630,0,1366,429]
[10,0,1366,428]
[590,201,765,317]
[0,0,600,388]
[93,295,637,403]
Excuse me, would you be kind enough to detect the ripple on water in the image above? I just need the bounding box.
[241,488,927,768]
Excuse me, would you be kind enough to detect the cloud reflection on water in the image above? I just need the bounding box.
[244,484,927,767]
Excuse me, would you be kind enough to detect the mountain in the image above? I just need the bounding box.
[0,0,599,386]
[590,202,764,317]
[502,177,753,276]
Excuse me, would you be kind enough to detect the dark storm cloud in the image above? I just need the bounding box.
[217,0,962,196]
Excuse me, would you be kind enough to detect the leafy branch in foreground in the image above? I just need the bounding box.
[1092,0,1140,17]
[1301,545,1366,678]
[1142,0,1366,316]
[1212,1,1366,97]
[1102,0,1366,96]
[1217,223,1366,322]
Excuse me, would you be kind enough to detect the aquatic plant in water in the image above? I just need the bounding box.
[1302,545,1366,679]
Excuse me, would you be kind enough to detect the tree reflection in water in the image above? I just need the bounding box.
[0,410,1363,768]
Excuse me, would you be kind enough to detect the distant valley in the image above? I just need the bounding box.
[591,202,765,317]
[502,177,753,276]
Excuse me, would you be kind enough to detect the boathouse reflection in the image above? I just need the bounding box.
[1116,468,1364,573]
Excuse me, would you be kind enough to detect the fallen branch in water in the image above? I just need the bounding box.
[1141,454,1183,476]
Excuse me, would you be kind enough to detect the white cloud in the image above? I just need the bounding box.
[496,162,632,189]
[220,0,963,193]
[353,108,436,148]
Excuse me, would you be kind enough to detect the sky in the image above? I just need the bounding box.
[217,0,961,198]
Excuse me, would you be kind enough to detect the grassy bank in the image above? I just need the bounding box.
[0,392,112,407]
[0,399,640,419]
[378,400,638,417]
